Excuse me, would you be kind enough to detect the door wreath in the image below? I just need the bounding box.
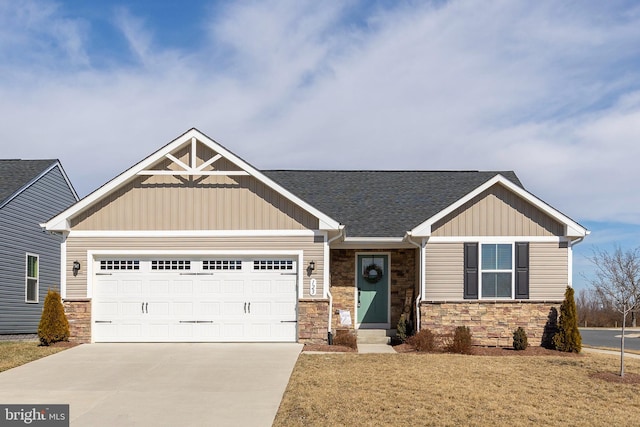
[363,263,383,284]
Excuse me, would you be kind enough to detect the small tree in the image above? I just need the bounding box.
[587,246,640,376]
[553,286,582,353]
[38,289,70,346]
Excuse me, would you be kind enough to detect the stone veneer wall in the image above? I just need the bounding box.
[420,301,561,347]
[330,249,417,331]
[298,299,329,343]
[63,298,91,343]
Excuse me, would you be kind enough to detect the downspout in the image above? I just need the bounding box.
[326,225,345,344]
[406,232,425,334]
[567,234,587,288]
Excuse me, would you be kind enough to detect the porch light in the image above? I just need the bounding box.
[309,261,315,271]
[73,260,81,276]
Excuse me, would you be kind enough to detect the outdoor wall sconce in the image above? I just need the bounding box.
[72,260,81,276]
[309,260,315,271]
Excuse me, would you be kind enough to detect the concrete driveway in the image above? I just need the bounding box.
[0,343,302,426]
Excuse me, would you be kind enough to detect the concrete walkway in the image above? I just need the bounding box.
[583,347,640,359]
[0,343,302,426]
[357,344,397,354]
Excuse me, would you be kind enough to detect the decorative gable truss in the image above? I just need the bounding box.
[44,128,341,232]
[137,137,249,177]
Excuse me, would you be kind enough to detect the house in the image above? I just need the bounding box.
[0,160,78,335]
[43,129,588,346]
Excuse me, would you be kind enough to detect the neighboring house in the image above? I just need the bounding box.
[0,160,78,335]
[44,129,588,346]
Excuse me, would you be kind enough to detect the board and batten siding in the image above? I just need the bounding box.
[424,242,568,301]
[70,174,319,231]
[432,184,565,237]
[65,235,325,299]
[0,166,77,334]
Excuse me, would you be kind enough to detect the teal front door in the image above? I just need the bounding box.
[356,254,389,324]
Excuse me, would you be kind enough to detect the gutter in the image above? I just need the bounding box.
[405,232,425,334]
[326,226,345,342]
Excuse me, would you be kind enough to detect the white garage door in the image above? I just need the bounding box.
[92,258,298,342]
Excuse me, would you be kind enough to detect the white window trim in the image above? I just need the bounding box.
[25,253,39,303]
[479,243,515,300]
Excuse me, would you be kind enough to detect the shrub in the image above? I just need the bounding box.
[333,329,357,349]
[407,329,438,352]
[512,327,528,351]
[38,289,70,346]
[553,286,582,353]
[396,315,413,342]
[446,326,473,354]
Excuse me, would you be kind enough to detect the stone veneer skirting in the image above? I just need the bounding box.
[420,301,561,347]
[63,298,91,343]
[298,299,329,344]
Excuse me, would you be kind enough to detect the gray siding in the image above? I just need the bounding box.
[0,166,77,334]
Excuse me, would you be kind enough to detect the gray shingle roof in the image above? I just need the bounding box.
[0,160,57,206]
[264,170,523,237]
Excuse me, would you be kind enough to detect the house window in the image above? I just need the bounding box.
[480,244,512,298]
[26,254,39,303]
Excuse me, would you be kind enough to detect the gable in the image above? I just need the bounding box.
[431,184,564,237]
[70,173,320,231]
[45,129,340,232]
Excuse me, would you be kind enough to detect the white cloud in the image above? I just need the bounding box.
[1,0,640,237]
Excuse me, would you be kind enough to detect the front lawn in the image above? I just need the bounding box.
[274,352,640,426]
[0,341,68,373]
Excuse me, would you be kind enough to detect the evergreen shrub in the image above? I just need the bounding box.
[38,289,70,346]
[553,286,582,353]
[512,327,528,351]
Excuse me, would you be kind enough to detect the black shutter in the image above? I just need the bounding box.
[464,243,478,299]
[515,242,529,299]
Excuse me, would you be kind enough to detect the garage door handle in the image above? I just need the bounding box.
[244,302,246,313]
[145,302,148,313]
[280,320,297,323]
[142,302,144,314]
[180,320,197,323]
[248,302,250,313]
[95,320,112,324]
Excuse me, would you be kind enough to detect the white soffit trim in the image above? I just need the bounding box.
[43,128,341,232]
[333,236,414,249]
[69,230,317,238]
[428,236,568,243]
[410,175,588,238]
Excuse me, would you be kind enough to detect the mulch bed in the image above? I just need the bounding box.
[303,344,357,352]
[42,341,80,348]
[590,371,640,384]
[304,342,582,357]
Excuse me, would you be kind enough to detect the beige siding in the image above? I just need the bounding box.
[432,184,564,237]
[70,174,319,231]
[529,242,568,300]
[65,235,325,299]
[424,241,568,301]
[424,243,464,300]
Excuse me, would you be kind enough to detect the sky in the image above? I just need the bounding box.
[2,0,640,291]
